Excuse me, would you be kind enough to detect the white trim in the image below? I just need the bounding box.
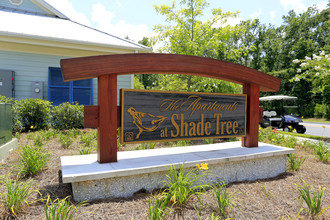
[0,31,152,53]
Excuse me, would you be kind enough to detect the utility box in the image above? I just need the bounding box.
[0,70,14,98]
[32,81,44,99]
[0,103,12,145]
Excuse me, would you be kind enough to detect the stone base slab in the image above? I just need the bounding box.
[0,138,18,161]
[61,142,295,202]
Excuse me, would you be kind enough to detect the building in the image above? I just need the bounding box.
[0,0,151,105]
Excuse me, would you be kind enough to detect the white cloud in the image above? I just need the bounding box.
[270,10,276,23]
[280,0,307,13]
[91,3,150,42]
[44,0,91,26]
[249,8,263,19]
[314,1,328,11]
[117,2,122,7]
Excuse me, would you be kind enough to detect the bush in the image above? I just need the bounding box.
[51,102,84,130]
[314,104,328,118]
[15,98,51,131]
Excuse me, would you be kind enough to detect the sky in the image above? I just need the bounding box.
[45,0,329,43]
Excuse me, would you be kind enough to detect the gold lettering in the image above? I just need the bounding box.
[214,113,222,135]
[197,114,204,135]
[170,114,179,137]
[180,114,189,137]
[188,122,196,136]
[205,121,211,135]
[221,121,226,135]
[232,121,238,134]
[226,121,232,134]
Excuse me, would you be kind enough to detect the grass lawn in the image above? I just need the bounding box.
[303,118,330,124]
[0,128,329,219]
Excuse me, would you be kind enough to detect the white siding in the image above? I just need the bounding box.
[0,50,132,105]
[0,0,48,16]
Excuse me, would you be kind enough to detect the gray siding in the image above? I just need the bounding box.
[0,50,132,105]
[0,0,48,15]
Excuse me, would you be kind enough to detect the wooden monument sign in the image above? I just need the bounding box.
[121,90,246,144]
[60,53,280,163]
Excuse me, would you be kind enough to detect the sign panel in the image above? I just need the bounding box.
[120,89,246,144]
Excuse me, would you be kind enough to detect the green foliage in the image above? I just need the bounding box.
[211,181,239,218]
[175,140,191,147]
[78,146,93,155]
[33,134,44,147]
[148,194,171,220]
[313,142,330,163]
[136,142,156,150]
[152,0,241,92]
[44,195,87,220]
[287,154,306,171]
[314,104,329,119]
[0,176,36,217]
[51,102,84,130]
[80,133,93,147]
[204,138,214,144]
[295,178,329,218]
[162,163,208,209]
[59,135,74,149]
[19,145,50,177]
[15,98,51,132]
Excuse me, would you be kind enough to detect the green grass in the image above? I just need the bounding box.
[19,145,50,177]
[287,154,306,171]
[303,118,330,124]
[277,131,329,142]
[295,178,329,218]
[0,176,36,218]
[212,181,240,218]
[44,195,87,220]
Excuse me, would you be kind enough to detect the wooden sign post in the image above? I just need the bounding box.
[60,53,280,163]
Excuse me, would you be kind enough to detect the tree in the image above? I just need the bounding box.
[153,0,241,93]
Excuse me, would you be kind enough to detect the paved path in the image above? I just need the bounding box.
[300,122,330,138]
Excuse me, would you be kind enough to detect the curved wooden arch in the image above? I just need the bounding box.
[60,53,280,163]
[61,53,280,92]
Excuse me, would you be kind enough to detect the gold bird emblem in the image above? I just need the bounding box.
[127,107,167,139]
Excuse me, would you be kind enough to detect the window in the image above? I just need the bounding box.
[48,67,93,105]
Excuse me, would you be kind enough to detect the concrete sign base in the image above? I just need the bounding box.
[61,142,294,202]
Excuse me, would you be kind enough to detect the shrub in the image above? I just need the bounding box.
[44,195,87,220]
[19,145,50,177]
[0,176,36,218]
[15,98,51,131]
[51,102,84,130]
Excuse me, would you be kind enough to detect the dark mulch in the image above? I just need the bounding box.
[0,130,329,219]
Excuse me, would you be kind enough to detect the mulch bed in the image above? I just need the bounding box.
[0,130,329,219]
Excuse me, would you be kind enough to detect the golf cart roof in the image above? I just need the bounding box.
[259,95,298,101]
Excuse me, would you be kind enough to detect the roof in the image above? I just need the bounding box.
[0,10,151,52]
[259,95,298,101]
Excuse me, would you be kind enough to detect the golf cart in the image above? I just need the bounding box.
[259,95,306,133]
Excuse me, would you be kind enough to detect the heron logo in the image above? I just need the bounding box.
[127,107,167,139]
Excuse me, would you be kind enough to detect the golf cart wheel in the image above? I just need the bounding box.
[297,125,306,134]
[283,126,291,132]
